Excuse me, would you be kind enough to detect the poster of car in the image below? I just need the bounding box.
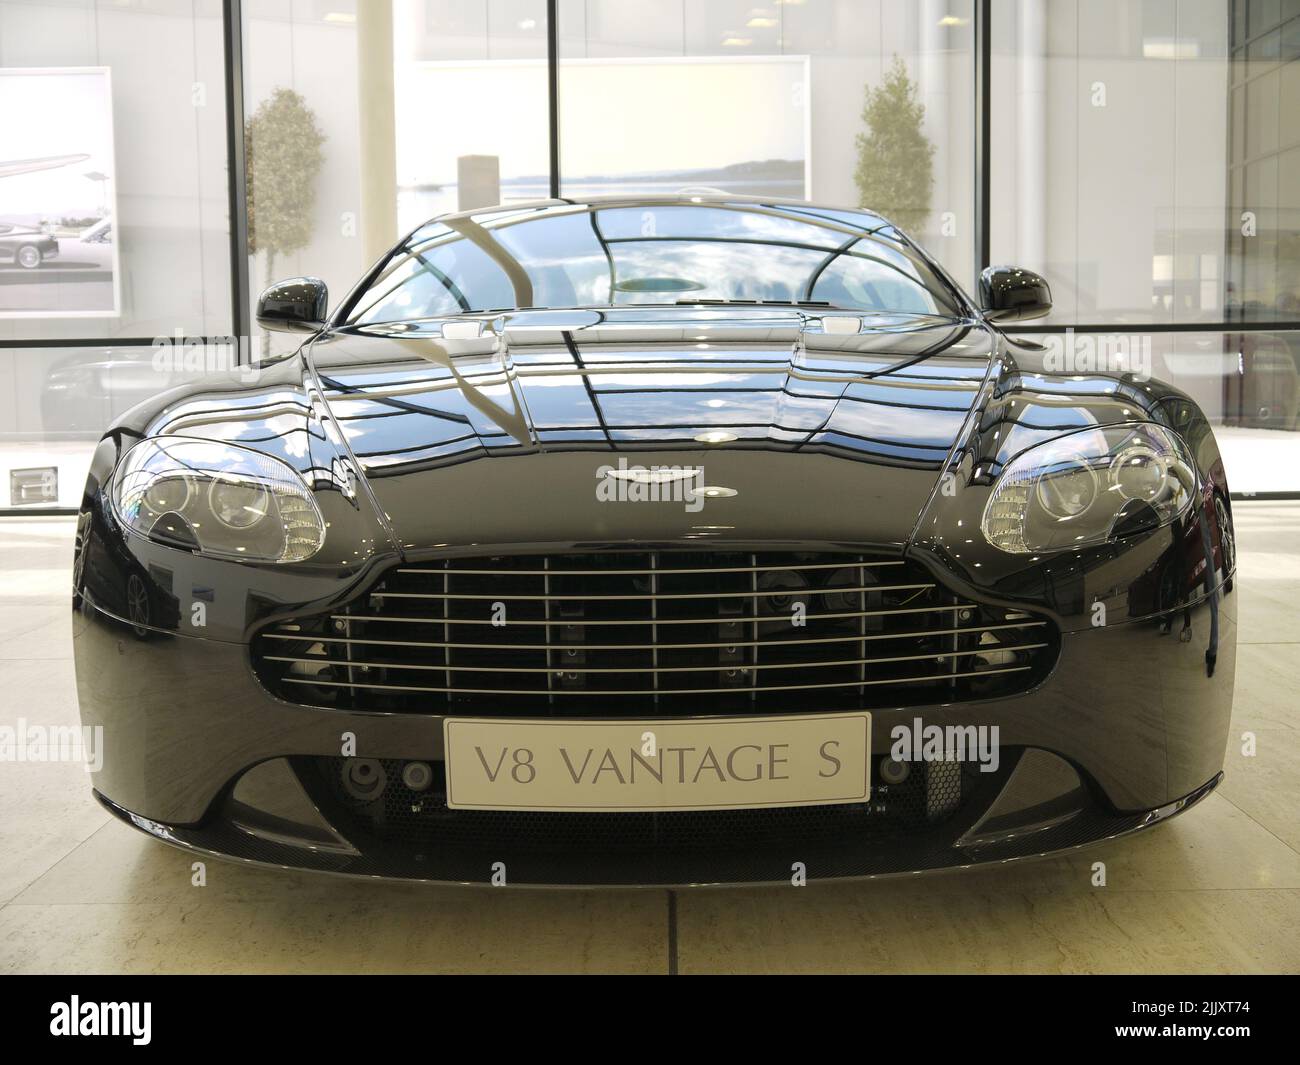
[0,67,120,318]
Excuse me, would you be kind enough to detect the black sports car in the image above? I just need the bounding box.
[72,196,1236,886]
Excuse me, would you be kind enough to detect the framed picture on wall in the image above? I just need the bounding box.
[0,66,121,319]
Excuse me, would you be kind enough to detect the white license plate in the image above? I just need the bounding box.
[442,712,870,812]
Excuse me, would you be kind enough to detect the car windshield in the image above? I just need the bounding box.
[346,202,965,324]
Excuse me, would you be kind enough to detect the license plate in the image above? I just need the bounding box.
[442,712,870,812]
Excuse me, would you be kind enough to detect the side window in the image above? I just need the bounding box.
[352,238,516,323]
[492,212,611,308]
[812,248,940,314]
[351,212,613,321]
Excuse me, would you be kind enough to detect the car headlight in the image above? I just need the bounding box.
[113,436,325,563]
[981,423,1196,554]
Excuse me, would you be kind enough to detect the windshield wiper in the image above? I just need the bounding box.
[672,298,834,308]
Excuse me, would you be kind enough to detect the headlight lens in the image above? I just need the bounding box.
[208,477,271,530]
[1034,463,1098,519]
[113,437,325,562]
[981,423,1196,554]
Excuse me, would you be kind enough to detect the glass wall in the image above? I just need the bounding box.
[1226,0,1300,322]
[242,0,367,357]
[989,0,1300,491]
[557,0,977,290]
[393,0,549,228]
[0,1,231,340]
[990,0,1231,324]
[242,0,551,357]
[0,0,232,506]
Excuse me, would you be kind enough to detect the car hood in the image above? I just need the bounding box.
[305,308,999,554]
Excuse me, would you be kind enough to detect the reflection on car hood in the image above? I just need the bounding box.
[305,308,998,552]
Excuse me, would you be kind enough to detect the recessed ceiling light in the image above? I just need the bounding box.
[747,17,778,28]
[441,320,483,339]
[606,467,699,484]
[938,15,968,27]
[1143,38,1198,59]
[699,486,738,499]
[722,36,753,47]
[822,315,862,334]
[694,430,737,444]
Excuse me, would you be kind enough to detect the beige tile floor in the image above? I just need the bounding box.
[0,509,1297,974]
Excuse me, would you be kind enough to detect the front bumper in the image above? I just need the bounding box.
[95,767,1223,888]
[74,583,1235,886]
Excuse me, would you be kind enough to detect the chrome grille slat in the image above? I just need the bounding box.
[543,556,554,706]
[251,550,1058,716]
[371,582,932,602]
[326,605,977,626]
[650,550,660,708]
[393,561,905,577]
[277,664,1036,697]
[748,552,759,707]
[259,620,1047,652]
[264,643,1049,674]
[857,558,868,696]
[440,563,450,692]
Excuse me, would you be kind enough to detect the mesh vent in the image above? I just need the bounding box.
[300,754,992,854]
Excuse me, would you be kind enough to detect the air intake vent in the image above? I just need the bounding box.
[251,551,1056,716]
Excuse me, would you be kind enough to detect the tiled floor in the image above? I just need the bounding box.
[1,509,1297,974]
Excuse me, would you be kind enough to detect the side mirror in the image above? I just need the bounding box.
[979,266,1052,323]
[256,276,329,334]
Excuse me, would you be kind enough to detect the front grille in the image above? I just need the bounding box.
[252,550,1057,715]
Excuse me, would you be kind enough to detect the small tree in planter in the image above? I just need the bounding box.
[245,88,326,350]
[853,57,935,234]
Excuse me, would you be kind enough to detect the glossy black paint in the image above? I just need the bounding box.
[71,196,1236,885]
[256,276,330,333]
[979,265,1052,322]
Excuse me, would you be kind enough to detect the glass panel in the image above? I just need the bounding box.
[392,0,550,226]
[1168,328,1300,493]
[0,0,231,341]
[1249,0,1282,36]
[1245,68,1280,159]
[993,0,1297,329]
[0,343,230,507]
[1011,329,1300,493]
[243,1,549,354]
[557,0,977,291]
[243,0,367,357]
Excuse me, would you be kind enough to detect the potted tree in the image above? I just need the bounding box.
[245,88,326,353]
[853,57,935,234]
